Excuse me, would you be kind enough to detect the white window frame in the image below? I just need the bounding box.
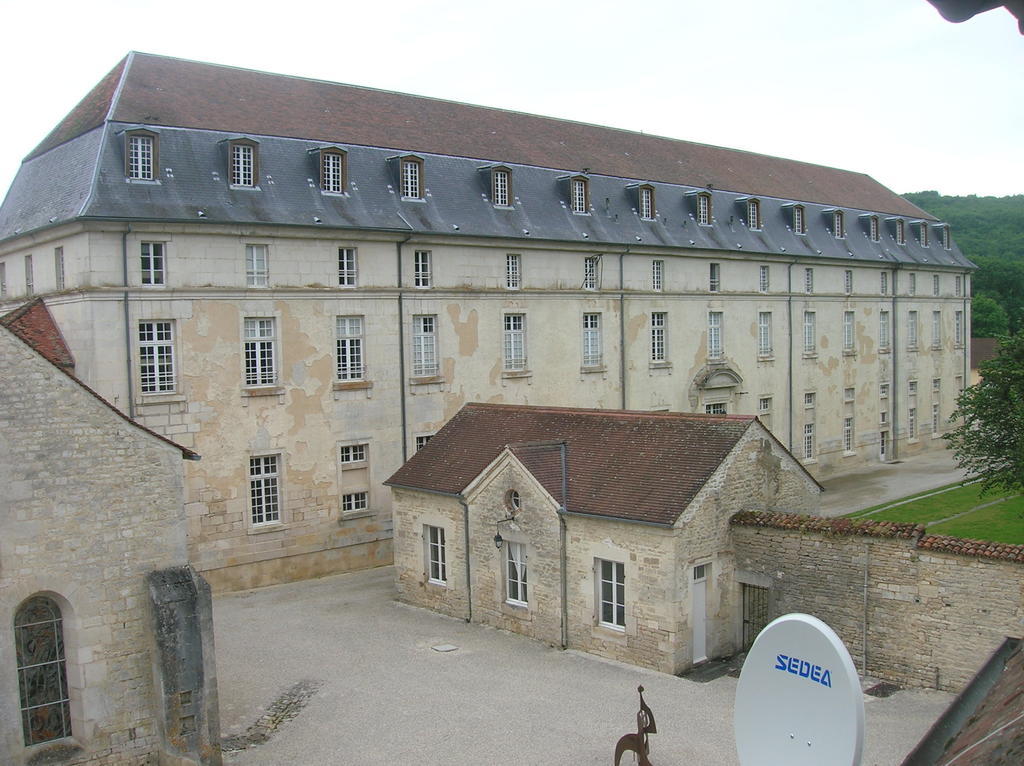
[141,242,165,286]
[843,416,854,453]
[908,407,917,439]
[427,525,447,584]
[401,158,423,199]
[697,193,711,226]
[506,253,521,290]
[844,269,853,295]
[793,205,806,235]
[651,260,664,292]
[339,443,367,464]
[231,142,256,187]
[336,316,365,381]
[920,222,929,248]
[571,177,589,214]
[907,310,918,349]
[24,254,33,295]
[803,423,815,460]
[139,320,176,394]
[880,382,890,399]
[413,250,432,288]
[54,246,65,290]
[582,313,602,368]
[869,216,880,242]
[708,311,723,359]
[955,311,964,346]
[415,434,433,451]
[757,312,772,356]
[506,541,528,606]
[804,267,814,294]
[955,275,962,297]
[412,315,439,377]
[338,247,358,287]
[705,402,727,415]
[843,310,855,353]
[748,199,761,230]
[759,264,770,293]
[321,150,345,194]
[709,262,720,292]
[342,491,369,514]
[245,244,269,288]
[249,455,281,525]
[932,274,940,296]
[880,271,888,295]
[503,313,527,372]
[583,256,600,290]
[128,133,155,180]
[650,312,667,362]
[597,558,625,630]
[909,273,917,296]
[943,226,951,250]
[639,186,654,220]
[834,210,845,239]
[492,168,511,207]
[932,311,942,348]
[803,311,816,354]
[932,402,940,435]
[895,219,906,246]
[243,317,277,386]
[879,310,890,352]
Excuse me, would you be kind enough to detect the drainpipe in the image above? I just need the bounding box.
[461,497,472,623]
[890,266,899,462]
[558,441,569,649]
[618,249,628,410]
[862,544,870,676]
[786,259,796,453]
[962,272,970,390]
[122,224,136,419]
[396,235,412,462]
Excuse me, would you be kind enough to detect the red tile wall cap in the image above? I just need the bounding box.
[918,535,1024,563]
[730,511,924,539]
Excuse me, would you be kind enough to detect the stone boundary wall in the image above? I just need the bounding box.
[730,512,1024,691]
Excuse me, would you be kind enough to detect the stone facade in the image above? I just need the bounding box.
[732,515,1024,692]
[393,419,821,673]
[0,325,219,765]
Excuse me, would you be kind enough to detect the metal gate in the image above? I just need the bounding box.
[741,584,770,649]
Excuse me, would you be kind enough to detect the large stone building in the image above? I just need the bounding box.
[386,403,820,673]
[0,52,973,591]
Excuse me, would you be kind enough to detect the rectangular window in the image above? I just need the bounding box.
[492,169,511,206]
[708,311,723,359]
[336,316,364,381]
[933,274,940,296]
[843,416,854,452]
[697,193,711,226]
[793,206,806,234]
[943,226,952,250]
[879,310,890,351]
[413,250,432,288]
[24,254,33,295]
[932,311,942,348]
[844,387,855,402]
[834,210,845,239]
[582,313,602,367]
[651,312,667,362]
[804,391,816,408]
[506,253,521,289]
[231,142,256,187]
[243,318,277,386]
[803,311,816,354]
[758,397,772,413]
[245,244,268,288]
[342,492,368,513]
[843,310,855,352]
[705,402,727,415]
[141,242,165,286]
[909,379,918,396]
[803,423,815,460]
[908,407,917,439]
[427,525,447,584]
[651,260,664,292]
[955,375,964,392]
[880,272,888,295]
[895,219,906,246]
[127,133,155,180]
[920,223,929,248]
[338,247,357,287]
[139,321,175,394]
[932,402,940,434]
[598,559,625,629]
[53,246,65,290]
[709,262,720,292]
[880,382,890,399]
[571,178,589,213]
[415,435,433,451]
[503,314,527,371]
[804,267,814,294]
[249,455,280,525]
[907,310,918,348]
[844,269,853,295]
[759,264,770,293]
[933,378,941,393]
[412,315,439,377]
[639,187,654,220]
[321,151,345,193]
[748,199,761,230]
[955,311,964,346]
[339,444,367,464]
[955,275,962,297]
[506,541,528,606]
[880,409,888,424]
[757,312,772,356]
[583,256,600,290]
[870,216,880,242]
[401,158,422,199]
[909,273,917,295]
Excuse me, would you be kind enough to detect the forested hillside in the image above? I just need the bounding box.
[903,191,1024,335]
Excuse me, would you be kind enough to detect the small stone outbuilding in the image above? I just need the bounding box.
[386,403,821,674]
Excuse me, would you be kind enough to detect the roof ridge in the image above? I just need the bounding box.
[463,401,755,421]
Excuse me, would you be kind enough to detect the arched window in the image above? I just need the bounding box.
[15,596,72,745]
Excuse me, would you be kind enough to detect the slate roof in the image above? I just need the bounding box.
[0,53,973,272]
[386,403,768,526]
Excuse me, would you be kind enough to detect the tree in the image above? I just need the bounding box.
[944,333,1024,494]
[972,295,1010,337]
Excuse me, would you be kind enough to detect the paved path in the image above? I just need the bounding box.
[818,448,970,517]
[213,566,953,765]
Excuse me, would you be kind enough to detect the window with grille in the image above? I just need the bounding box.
[843,417,854,452]
[919,222,929,247]
[506,542,528,606]
[933,274,940,296]
[338,247,357,287]
[895,219,906,246]
[804,267,814,294]
[639,186,654,220]
[492,168,511,206]
[321,151,346,193]
[909,273,917,295]
[243,317,277,386]
[412,315,438,376]
[869,216,880,242]
[651,312,667,362]
[834,210,845,238]
[844,269,852,294]
[54,247,65,290]
[414,250,432,288]
[571,178,589,213]
[759,264,770,293]
[651,260,664,292]
[803,311,816,354]
[843,311,855,352]
[955,311,963,346]
[748,199,761,230]
[230,141,257,187]
[342,492,368,513]
[427,525,447,584]
[932,311,942,348]
[503,314,527,371]
[758,312,772,356]
[705,402,727,415]
[880,271,888,295]
[127,132,156,180]
[879,310,890,351]
[708,311,723,359]
[803,423,815,459]
[15,596,72,745]
[943,226,951,250]
[955,275,962,297]
[793,205,806,234]
[908,311,918,349]
[401,158,423,198]
[249,455,280,525]
[583,256,599,290]
[245,244,269,288]
[709,262,720,292]
[506,253,521,289]
[697,193,712,226]
[25,254,33,295]
[339,444,367,464]
[139,321,175,393]
[582,313,602,367]
[336,316,364,381]
[141,242,165,286]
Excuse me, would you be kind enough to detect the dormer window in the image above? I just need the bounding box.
[491,167,512,207]
[570,176,589,214]
[229,139,259,187]
[792,205,806,235]
[869,215,880,242]
[833,210,845,239]
[747,199,761,230]
[942,225,951,250]
[638,185,655,220]
[697,192,712,226]
[125,130,158,180]
[894,218,906,246]
[400,156,424,199]
[918,221,929,248]
[319,149,347,194]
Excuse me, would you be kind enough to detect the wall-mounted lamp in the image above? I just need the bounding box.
[494,516,515,548]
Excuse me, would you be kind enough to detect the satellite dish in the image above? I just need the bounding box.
[734,613,864,766]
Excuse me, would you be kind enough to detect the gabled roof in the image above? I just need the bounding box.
[386,403,767,526]
[34,52,929,218]
[1,300,199,461]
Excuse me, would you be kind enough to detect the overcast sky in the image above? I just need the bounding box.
[1,0,1020,203]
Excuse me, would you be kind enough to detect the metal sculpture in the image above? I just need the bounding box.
[614,685,658,765]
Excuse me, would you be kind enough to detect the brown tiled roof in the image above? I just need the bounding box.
[387,403,760,525]
[0,298,75,371]
[731,511,924,538]
[918,534,1024,562]
[34,52,930,218]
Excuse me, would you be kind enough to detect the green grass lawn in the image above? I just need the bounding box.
[844,482,1024,545]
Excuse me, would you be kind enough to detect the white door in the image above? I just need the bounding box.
[692,563,708,663]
